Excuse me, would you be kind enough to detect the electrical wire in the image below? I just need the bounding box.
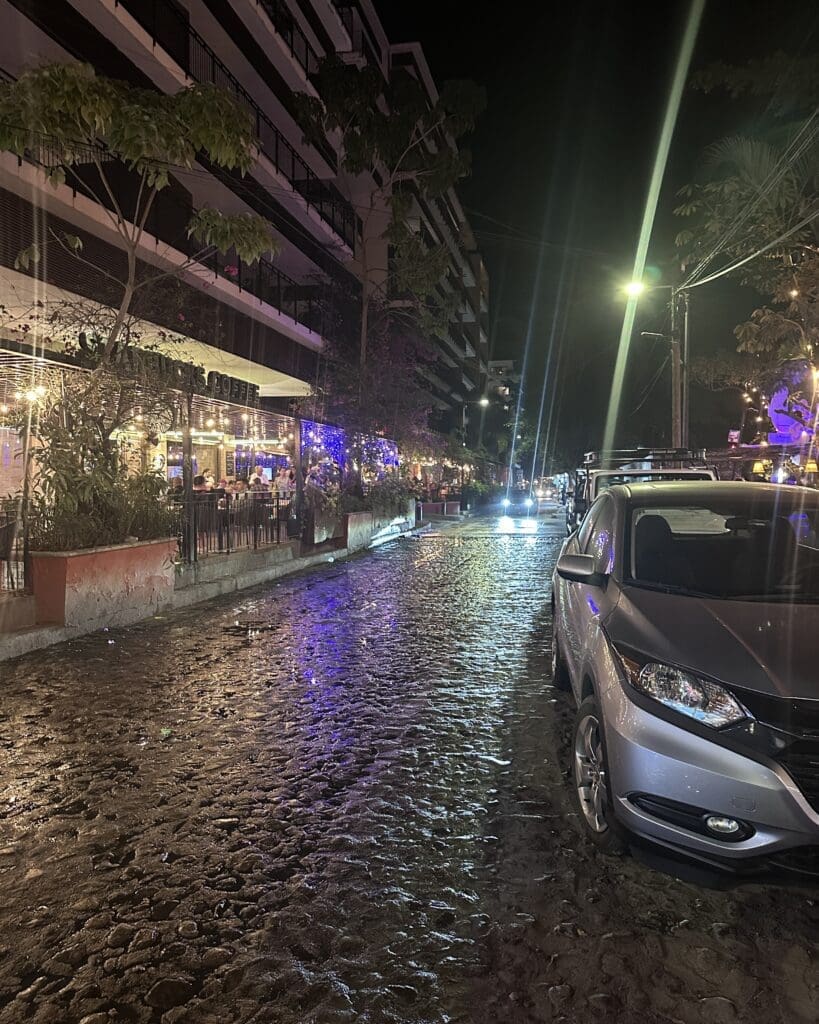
[631,355,670,415]
[687,203,819,289]
[681,108,819,288]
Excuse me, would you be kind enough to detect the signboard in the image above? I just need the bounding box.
[727,429,740,444]
[117,347,260,406]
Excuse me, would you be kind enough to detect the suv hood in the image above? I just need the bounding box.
[609,586,819,700]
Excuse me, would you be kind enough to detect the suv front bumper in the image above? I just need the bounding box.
[602,686,819,864]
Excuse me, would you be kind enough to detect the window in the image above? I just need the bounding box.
[585,497,615,575]
[627,500,819,601]
[576,501,600,550]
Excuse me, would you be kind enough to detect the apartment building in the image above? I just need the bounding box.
[0,0,488,489]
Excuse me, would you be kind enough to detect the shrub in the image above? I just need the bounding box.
[367,476,410,517]
[28,470,177,551]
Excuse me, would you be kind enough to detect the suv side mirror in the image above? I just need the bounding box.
[556,553,607,587]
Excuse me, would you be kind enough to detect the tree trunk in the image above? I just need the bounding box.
[360,285,370,370]
[101,245,137,366]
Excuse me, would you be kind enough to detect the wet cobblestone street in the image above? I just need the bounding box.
[0,514,817,1024]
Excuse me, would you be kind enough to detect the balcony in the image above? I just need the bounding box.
[333,4,384,72]
[1,102,325,338]
[257,0,320,80]
[118,0,356,250]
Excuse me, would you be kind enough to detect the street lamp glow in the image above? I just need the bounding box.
[479,396,489,406]
[624,281,646,298]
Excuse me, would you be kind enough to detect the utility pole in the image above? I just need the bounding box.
[632,281,690,449]
[670,289,682,448]
[681,290,690,447]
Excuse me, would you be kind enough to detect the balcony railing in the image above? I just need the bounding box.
[2,101,326,337]
[118,0,356,249]
[258,0,319,79]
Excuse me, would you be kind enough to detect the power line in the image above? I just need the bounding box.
[688,203,819,289]
[681,108,819,288]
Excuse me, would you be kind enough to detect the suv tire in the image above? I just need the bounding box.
[571,695,627,855]
[550,627,571,691]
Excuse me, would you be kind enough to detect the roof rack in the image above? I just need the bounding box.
[582,448,706,467]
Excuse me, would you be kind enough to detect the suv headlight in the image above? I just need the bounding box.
[616,651,749,729]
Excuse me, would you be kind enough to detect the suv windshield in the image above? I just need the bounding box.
[627,499,819,601]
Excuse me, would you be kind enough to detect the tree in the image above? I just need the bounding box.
[305,281,443,463]
[675,54,819,435]
[294,57,485,368]
[0,63,279,538]
[0,63,275,370]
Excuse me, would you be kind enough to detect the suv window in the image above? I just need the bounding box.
[577,500,601,549]
[584,496,615,574]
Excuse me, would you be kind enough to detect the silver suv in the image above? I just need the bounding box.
[552,481,819,877]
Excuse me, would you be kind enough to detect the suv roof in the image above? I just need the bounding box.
[582,447,707,468]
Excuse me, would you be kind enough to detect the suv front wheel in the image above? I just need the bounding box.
[571,695,627,854]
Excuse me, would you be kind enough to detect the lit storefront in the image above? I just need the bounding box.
[0,345,302,489]
[301,418,399,486]
[0,346,402,497]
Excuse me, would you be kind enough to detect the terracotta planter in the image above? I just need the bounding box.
[30,538,177,628]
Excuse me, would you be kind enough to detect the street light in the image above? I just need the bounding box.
[624,280,646,298]
[462,395,491,434]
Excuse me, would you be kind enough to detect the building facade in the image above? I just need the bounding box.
[0,0,488,492]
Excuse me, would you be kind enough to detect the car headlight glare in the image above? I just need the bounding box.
[524,497,533,507]
[502,497,510,507]
[617,653,748,729]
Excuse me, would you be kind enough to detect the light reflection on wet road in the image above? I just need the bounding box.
[0,508,816,1024]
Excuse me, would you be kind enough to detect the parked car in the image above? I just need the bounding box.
[552,481,819,877]
[568,448,717,534]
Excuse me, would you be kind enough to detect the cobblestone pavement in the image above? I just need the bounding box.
[0,511,816,1024]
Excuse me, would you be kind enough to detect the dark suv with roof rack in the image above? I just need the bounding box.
[568,448,717,534]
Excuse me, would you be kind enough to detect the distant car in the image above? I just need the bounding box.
[500,489,536,515]
[552,481,819,877]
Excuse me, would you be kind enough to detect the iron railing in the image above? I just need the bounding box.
[171,493,288,563]
[117,0,356,248]
[0,507,28,592]
[259,0,319,79]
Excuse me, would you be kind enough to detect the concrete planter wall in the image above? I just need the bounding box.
[344,511,375,553]
[345,502,415,553]
[304,509,344,547]
[30,538,177,629]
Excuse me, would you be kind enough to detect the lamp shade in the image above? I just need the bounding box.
[752,461,766,474]
[805,460,818,474]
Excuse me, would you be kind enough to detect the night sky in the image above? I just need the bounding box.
[375,0,819,466]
